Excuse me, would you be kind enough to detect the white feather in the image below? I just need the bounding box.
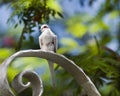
[39,24,57,87]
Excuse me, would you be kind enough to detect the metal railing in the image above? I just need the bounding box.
[0,50,101,96]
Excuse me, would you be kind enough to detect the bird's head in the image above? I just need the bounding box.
[40,24,49,32]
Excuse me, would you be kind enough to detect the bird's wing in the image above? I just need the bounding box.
[53,35,57,52]
[39,36,43,48]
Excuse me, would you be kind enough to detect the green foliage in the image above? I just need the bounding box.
[109,10,120,19]
[68,45,120,96]
[1,0,120,95]
[8,0,63,51]
[0,48,14,63]
[8,58,50,80]
[66,0,120,38]
[89,21,108,34]
[0,0,12,4]
[66,14,109,38]
[58,38,79,54]
[96,0,120,19]
[66,16,88,37]
[43,67,81,96]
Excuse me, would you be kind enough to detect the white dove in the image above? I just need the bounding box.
[39,24,57,87]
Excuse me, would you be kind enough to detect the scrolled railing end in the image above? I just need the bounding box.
[0,49,101,96]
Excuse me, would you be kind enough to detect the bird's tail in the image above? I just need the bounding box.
[48,60,56,87]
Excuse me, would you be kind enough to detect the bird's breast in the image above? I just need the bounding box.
[41,35,54,51]
[42,35,53,43]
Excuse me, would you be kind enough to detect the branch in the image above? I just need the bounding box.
[0,49,101,96]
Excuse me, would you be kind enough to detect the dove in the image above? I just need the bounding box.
[39,24,57,87]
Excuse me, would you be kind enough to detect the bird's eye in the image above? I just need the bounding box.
[43,26,48,28]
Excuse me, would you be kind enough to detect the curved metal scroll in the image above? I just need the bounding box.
[0,49,101,96]
[11,70,43,96]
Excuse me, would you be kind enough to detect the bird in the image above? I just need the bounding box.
[39,24,57,87]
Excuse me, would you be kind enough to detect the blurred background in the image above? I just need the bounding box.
[0,0,120,96]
